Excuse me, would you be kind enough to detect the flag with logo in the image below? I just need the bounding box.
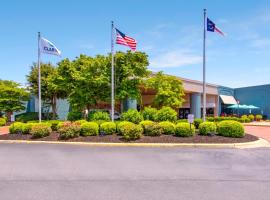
[40,37,61,56]
[207,18,225,36]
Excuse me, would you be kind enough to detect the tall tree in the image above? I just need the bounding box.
[146,72,185,108]
[27,63,67,119]
[0,80,29,121]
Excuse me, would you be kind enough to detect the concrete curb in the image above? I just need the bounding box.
[0,138,268,148]
[243,123,270,127]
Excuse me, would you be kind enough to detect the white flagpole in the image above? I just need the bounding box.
[38,32,42,123]
[111,21,115,122]
[203,9,207,122]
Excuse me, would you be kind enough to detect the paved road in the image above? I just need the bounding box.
[0,144,270,200]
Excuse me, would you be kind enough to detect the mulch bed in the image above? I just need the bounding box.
[0,132,258,144]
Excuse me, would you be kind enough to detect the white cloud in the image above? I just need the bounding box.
[150,50,202,68]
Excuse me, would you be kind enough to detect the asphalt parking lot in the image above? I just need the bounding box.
[0,143,269,200]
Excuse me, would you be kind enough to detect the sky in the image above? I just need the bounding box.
[1,0,270,88]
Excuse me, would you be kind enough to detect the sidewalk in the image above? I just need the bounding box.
[244,125,270,142]
[0,126,9,135]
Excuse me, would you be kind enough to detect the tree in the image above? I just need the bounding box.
[113,51,150,102]
[27,63,67,119]
[0,80,29,121]
[146,72,185,108]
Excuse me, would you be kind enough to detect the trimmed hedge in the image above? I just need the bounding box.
[199,122,216,136]
[155,106,177,122]
[81,122,99,136]
[100,122,116,135]
[0,118,6,126]
[30,123,52,138]
[159,121,175,135]
[144,123,163,136]
[256,114,263,121]
[48,120,62,131]
[139,120,154,131]
[141,107,157,121]
[117,121,134,135]
[58,122,81,139]
[248,114,255,121]
[89,111,110,121]
[121,123,143,141]
[121,109,143,124]
[9,122,24,134]
[22,123,34,134]
[217,120,245,138]
[75,120,88,125]
[175,122,195,137]
[67,111,82,121]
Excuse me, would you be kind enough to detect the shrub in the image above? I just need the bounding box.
[121,123,143,141]
[117,121,134,135]
[241,115,247,119]
[206,117,214,122]
[22,123,34,134]
[248,114,255,121]
[139,120,154,131]
[100,122,116,135]
[89,111,110,121]
[194,118,203,129]
[256,114,263,121]
[9,122,24,134]
[0,118,6,126]
[175,123,195,137]
[30,123,52,138]
[176,119,188,123]
[75,120,88,125]
[199,122,216,136]
[47,120,62,131]
[159,121,175,135]
[141,107,157,121]
[155,106,177,122]
[121,109,143,124]
[144,123,163,136]
[58,122,81,139]
[81,122,99,136]
[15,112,39,122]
[67,111,82,121]
[217,120,245,138]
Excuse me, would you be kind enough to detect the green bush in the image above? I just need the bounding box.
[15,112,39,122]
[256,114,263,121]
[199,122,216,135]
[217,120,245,138]
[89,111,110,121]
[194,118,203,129]
[206,117,214,122]
[159,121,175,135]
[21,123,34,134]
[175,122,195,137]
[9,122,24,134]
[81,122,99,136]
[58,122,81,139]
[121,123,143,141]
[176,119,188,123]
[47,120,62,131]
[155,106,177,122]
[67,111,82,121]
[241,115,247,119]
[30,123,52,138]
[121,109,143,124]
[100,122,116,135]
[0,118,6,126]
[117,121,134,135]
[139,120,154,131]
[248,114,255,121]
[144,123,163,136]
[141,107,157,121]
[75,120,88,125]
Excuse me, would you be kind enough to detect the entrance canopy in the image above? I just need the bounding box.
[219,95,237,105]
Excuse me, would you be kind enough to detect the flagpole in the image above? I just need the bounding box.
[111,21,115,122]
[38,32,42,123]
[203,9,207,122]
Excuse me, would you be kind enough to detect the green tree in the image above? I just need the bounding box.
[146,72,185,108]
[113,51,150,102]
[0,80,29,121]
[27,63,67,119]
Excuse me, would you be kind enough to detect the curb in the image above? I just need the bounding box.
[243,124,270,127]
[0,138,268,148]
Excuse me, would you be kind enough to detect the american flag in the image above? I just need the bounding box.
[115,28,137,51]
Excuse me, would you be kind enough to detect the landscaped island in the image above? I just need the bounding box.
[0,108,259,144]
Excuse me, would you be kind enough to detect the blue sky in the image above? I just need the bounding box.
[1,0,270,88]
